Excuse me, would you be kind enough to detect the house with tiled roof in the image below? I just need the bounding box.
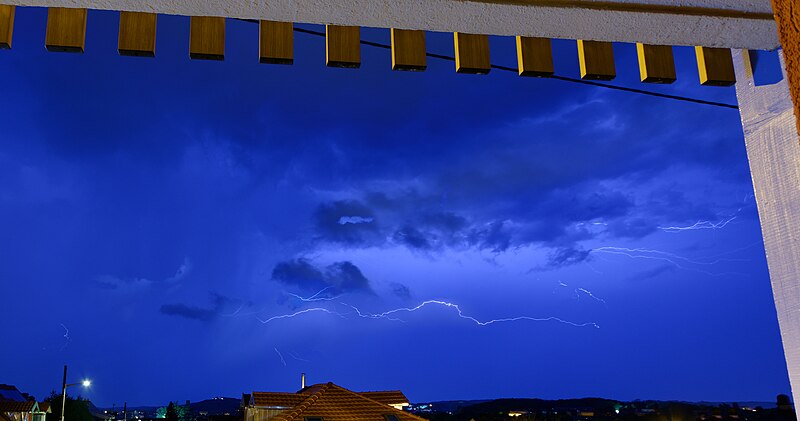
[0,400,50,421]
[243,383,421,421]
[0,384,51,421]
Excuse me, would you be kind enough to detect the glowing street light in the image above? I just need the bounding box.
[60,365,92,421]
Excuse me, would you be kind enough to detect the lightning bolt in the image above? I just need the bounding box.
[592,246,747,276]
[659,214,738,232]
[285,287,341,302]
[256,307,345,324]
[287,351,310,362]
[59,323,71,351]
[341,300,600,329]
[576,288,607,306]
[340,303,405,322]
[274,348,287,366]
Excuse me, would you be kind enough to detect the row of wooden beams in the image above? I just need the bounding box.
[7,7,739,86]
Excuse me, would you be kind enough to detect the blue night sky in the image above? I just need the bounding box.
[0,7,791,408]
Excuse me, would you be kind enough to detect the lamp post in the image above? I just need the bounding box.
[60,365,91,421]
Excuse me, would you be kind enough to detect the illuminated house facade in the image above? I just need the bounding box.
[243,383,412,421]
[0,385,51,421]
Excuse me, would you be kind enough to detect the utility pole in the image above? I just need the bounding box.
[60,365,68,421]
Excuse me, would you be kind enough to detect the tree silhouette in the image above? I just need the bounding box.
[44,392,92,421]
[166,402,179,421]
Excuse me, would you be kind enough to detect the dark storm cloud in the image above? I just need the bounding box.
[160,303,217,322]
[390,283,412,300]
[310,184,638,257]
[545,247,593,269]
[393,225,433,250]
[326,261,372,293]
[159,293,233,323]
[467,220,512,252]
[313,200,382,246]
[271,258,374,294]
[272,258,328,291]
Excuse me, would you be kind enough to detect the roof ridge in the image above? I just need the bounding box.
[324,385,427,421]
[278,382,333,421]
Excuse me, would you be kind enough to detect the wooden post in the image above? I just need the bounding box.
[454,32,490,74]
[577,40,615,80]
[118,12,156,57]
[771,0,800,136]
[695,46,735,86]
[734,49,800,421]
[636,43,676,83]
[259,20,293,64]
[190,16,225,60]
[326,25,360,68]
[391,28,426,71]
[515,36,553,77]
[0,5,14,49]
[45,8,87,53]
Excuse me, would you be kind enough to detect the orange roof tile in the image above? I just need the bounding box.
[252,393,308,408]
[268,383,426,421]
[0,401,37,413]
[357,392,408,406]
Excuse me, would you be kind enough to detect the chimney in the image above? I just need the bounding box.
[301,373,306,389]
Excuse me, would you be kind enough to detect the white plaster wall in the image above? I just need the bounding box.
[2,0,780,49]
[735,49,800,412]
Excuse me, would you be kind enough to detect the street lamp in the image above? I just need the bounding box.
[60,365,91,421]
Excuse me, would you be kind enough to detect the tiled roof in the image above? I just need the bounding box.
[252,393,308,408]
[0,401,37,412]
[268,383,426,421]
[357,392,408,406]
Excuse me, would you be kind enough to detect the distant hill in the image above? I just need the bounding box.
[422,401,491,413]
[100,397,240,417]
[187,398,240,415]
[420,398,778,412]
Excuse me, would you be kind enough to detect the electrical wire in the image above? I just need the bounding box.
[245,21,739,110]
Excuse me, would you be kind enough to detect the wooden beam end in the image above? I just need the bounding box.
[392,63,427,72]
[326,59,361,69]
[641,75,676,84]
[518,69,554,78]
[45,44,84,53]
[260,57,293,65]
[118,48,155,57]
[190,52,224,61]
